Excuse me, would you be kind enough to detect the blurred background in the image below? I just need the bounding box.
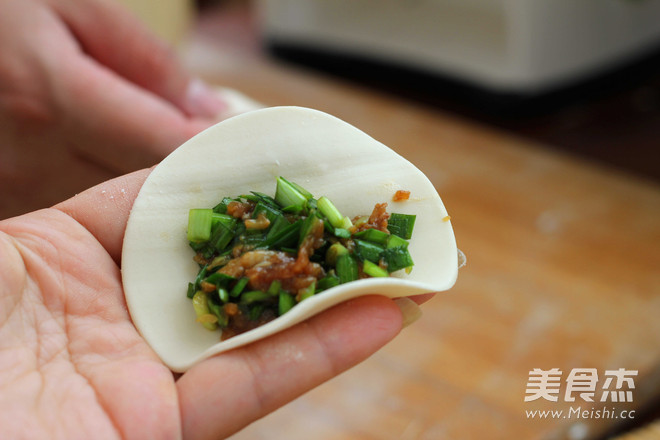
[177,2,660,438]
[120,0,660,183]
[11,0,660,438]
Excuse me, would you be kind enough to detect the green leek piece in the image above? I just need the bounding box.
[193,264,208,292]
[267,280,282,296]
[336,254,359,284]
[387,213,416,239]
[208,253,232,270]
[188,240,207,253]
[207,296,228,327]
[266,215,289,238]
[316,274,340,292]
[322,218,350,238]
[230,277,249,297]
[386,234,409,249]
[248,304,264,321]
[249,191,280,209]
[317,196,349,229]
[209,220,237,252]
[298,281,316,301]
[275,176,307,213]
[213,197,234,214]
[187,209,213,242]
[186,282,195,299]
[252,201,283,224]
[240,290,272,305]
[204,271,235,287]
[218,287,229,303]
[382,247,414,273]
[279,292,295,316]
[333,228,351,239]
[259,219,302,249]
[340,216,353,230]
[287,179,314,200]
[353,239,385,264]
[354,228,389,245]
[325,242,349,266]
[299,214,323,247]
[362,260,389,278]
[192,291,217,330]
[212,213,235,228]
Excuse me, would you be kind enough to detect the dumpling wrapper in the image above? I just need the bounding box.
[122,106,458,372]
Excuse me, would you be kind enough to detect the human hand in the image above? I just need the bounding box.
[0,0,226,218]
[0,170,412,439]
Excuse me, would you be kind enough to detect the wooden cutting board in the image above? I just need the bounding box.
[196,6,660,438]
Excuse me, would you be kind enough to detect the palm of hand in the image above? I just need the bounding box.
[0,172,404,440]
[0,209,179,439]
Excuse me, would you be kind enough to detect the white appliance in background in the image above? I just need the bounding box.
[257,0,660,94]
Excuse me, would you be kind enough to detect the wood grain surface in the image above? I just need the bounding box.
[182,4,660,440]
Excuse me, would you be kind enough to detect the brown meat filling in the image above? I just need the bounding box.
[353,202,390,233]
[217,218,326,337]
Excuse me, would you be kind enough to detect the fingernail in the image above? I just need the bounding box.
[394,297,423,328]
[183,78,227,118]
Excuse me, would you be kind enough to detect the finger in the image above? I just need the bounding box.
[52,0,225,118]
[409,292,436,305]
[57,52,213,173]
[177,295,403,440]
[55,168,151,263]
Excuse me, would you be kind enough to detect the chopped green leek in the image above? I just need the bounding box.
[287,179,314,200]
[204,271,235,286]
[354,239,384,264]
[192,291,217,330]
[259,219,302,248]
[325,242,348,266]
[187,177,419,339]
[252,201,283,224]
[230,277,249,297]
[207,296,228,327]
[354,228,389,245]
[240,290,272,305]
[316,274,340,291]
[317,196,347,229]
[275,176,307,213]
[333,228,351,239]
[362,260,389,278]
[187,209,213,242]
[387,213,416,239]
[218,287,229,303]
[279,292,295,315]
[248,304,264,321]
[299,214,323,247]
[336,254,359,284]
[267,280,282,296]
[212,213,235,227]
[386,234,409,249]
[208,220,236,252]
[193,264,208,292]
[213,197,234,214]
[249,191,280,209]
[382,247,414,273]
[298,281,316,302]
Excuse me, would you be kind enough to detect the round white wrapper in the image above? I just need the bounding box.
[122,106,457,372]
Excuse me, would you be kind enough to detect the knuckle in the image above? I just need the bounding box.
[0,64,57,127]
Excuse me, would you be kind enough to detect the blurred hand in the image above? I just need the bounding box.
[0,170,405,439]
[0,0,226,218]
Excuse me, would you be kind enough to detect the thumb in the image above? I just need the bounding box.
[54,0,225,118]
